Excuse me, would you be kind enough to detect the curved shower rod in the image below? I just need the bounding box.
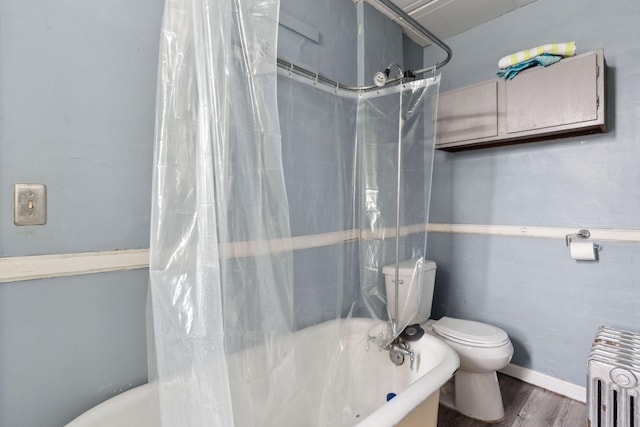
[276,0,452,93]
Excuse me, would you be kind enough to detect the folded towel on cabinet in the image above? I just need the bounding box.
[496,53,563,79]
[497,42,576,69]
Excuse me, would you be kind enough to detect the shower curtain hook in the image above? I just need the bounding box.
[289,63,294,76]
[313,72,319,86]
[335,81,340,93]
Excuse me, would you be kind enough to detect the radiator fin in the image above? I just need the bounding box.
[588,326,640,427]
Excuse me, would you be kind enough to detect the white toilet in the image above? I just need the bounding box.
[383,259,514,422]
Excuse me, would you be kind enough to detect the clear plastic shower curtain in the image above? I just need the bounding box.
[357,78,440,343]
[277,75,440,341]
[149,0,300,425]
[149,0,440,424]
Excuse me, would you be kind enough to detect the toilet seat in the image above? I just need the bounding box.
[432,317,510,347]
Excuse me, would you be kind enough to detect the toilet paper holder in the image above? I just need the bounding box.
[565,229,599,249]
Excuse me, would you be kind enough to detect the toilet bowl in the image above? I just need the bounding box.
[383,259,514,422]
[424,317,513,421]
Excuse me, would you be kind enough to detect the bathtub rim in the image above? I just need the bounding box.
[355,330,459,426]
[66,382,156,427]
[66,317,459,427]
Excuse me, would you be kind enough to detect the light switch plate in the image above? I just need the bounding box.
[14,183,47,226]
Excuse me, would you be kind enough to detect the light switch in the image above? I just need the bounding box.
[14,183,47,226]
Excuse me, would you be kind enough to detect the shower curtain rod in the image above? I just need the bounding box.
[276,0,452,93]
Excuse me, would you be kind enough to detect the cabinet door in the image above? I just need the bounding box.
[436,80,498,146]
[506,51,598,134]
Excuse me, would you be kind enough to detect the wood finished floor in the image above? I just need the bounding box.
[437,373,586,427]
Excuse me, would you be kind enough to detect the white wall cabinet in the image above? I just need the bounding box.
[436,80,498,145]
[436,49,606,151]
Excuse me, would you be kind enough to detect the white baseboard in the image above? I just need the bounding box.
[499,363,586,403]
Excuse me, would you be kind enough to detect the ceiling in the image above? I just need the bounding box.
[365,0,538,47]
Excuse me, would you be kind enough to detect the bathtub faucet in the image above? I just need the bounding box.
[388,340,415,370]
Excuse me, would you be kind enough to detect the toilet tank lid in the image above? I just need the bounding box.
[432,317,509,345]
[382,259,437,275]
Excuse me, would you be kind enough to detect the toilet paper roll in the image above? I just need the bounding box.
[570,241,597,261]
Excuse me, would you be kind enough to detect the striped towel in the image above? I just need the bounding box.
[498,42,576,69]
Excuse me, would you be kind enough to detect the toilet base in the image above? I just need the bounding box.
[441,370,505,422]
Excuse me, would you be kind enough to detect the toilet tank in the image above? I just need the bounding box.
[383,259,437,326]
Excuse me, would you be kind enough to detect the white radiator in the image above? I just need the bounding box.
[587,326,640,427]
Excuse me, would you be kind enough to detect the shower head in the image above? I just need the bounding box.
[373,70,390,87]
[372,63,404,87]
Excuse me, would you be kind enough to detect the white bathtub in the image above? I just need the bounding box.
[67,318,458,427]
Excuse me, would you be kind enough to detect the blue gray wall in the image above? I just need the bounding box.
[279,0,357,84]
[0,1,162,426]
[0,1,418,425]
[10,0,623,422]
[0,0,160,256]
[426,0,640,386]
